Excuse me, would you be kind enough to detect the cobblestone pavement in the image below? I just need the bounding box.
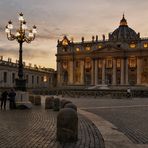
[85,106,148,144]
[0,104,104,148]
[64,96,148,145]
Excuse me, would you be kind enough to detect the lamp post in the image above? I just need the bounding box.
[5,13,37,91]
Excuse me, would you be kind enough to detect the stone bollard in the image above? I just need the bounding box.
[29,95,35,104]
[64,103,77,111]
[34,95,41,105]
[57,108,78,143]
[60,99,72,108]
[60,99,66,108]
[53,98,60,111]
[45,96,54,109]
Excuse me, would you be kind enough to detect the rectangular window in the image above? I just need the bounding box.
[129,58,136,68]
[43,76,47,82]
[41,76,44,82]
[37,76,39,84]
[26,75,28,83]
[4,72,7,83]
[116,59,121,68]
[106,59,112,68]
[12,73,15,83]
[32,76,34,84]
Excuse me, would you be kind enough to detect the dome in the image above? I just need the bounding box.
[109,15,140,41]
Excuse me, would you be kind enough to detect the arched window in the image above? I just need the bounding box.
[76,48,80,52]
[85,47,91,51]
[130,43,136,48]
[144,43,148,48]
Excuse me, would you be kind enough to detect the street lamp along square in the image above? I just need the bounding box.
[5,13,37,91]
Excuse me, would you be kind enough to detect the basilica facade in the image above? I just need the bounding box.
[56,15,148,86]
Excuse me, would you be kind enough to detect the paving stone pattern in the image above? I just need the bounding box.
[64,96,148,145]
[118,125,148,144]
[85,107,148,145]
[0,106,104,148]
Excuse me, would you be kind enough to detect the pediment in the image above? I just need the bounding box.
[92,45,123,53]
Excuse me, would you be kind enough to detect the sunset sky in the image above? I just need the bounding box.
[0,0,148,69]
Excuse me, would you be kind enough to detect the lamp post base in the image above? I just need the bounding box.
[15,79,26,91]
[15,91,32,109]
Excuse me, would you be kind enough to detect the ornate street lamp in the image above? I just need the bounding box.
[5,13,37,91]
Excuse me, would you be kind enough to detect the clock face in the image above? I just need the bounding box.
[62,39,68,46]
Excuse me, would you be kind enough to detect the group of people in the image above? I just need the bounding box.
[1,89,16,110]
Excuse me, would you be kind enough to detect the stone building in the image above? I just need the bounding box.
[56,15,148,86]
[0,56,56,89]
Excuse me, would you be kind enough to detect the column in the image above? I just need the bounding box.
[113,58,116,85]
[33,75,36,88]
[80,60,84,85]
[125,58,129,85]
[137,57,142,85]
[121,58,124,85]
[39,74,42,89]
[25,73,28,88]
[102,59,105,84]
[95,59,98,85]
[69,60,73,84]
[91,59,95,85]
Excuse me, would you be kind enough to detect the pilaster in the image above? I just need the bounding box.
[137,57,142,85]
[95,59,98,85]
[102,59,105,84]
[113,58,116,85]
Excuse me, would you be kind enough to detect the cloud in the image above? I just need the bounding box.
[0,0,148,69]
[0,47,49,59]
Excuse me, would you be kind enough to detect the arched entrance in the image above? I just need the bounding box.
[85,72,91,85]
[84,57,92,85]
[105,69,112,85]
[63,71,68,85]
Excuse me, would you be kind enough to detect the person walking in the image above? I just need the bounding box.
[127,87,132,99]
[8,89,16,109]
[1,90,8,110]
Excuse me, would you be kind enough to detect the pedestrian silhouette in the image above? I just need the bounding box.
[8,89,16,109]
[1,90,8,110]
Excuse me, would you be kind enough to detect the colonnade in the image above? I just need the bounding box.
[57,57,142,86]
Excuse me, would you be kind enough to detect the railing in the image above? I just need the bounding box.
[73,39,109,45]
[25,87,148,99]
[55,88,148,99]
[140,37,148,40]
